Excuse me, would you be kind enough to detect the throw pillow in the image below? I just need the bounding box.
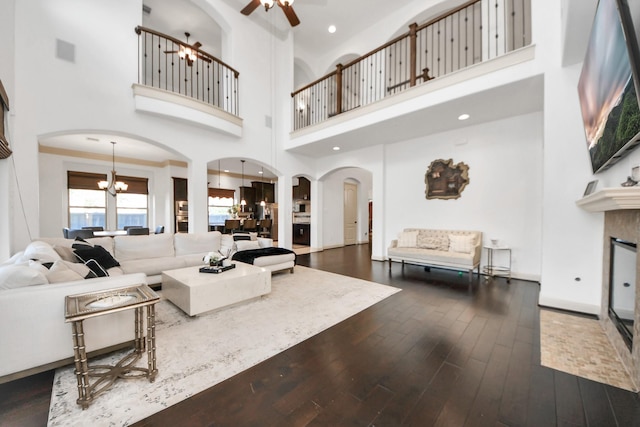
[0,265,49,290]
[235,240,261,251]
[46,260,85,283]
[73,245,120,270]
[417,232,442,249]
[397,231,419,248]
[53,245,79,263]
[449,234,476,253]
[23,241,62,263]
[233,234,251,241]
[84,259,109,277]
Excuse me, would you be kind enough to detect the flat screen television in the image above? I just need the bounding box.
[578,0,640,174]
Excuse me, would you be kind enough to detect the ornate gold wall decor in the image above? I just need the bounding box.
[0,79,11,159]
[425,159,469,200]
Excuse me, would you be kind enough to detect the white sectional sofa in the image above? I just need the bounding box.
[0,231,292,381]
[387,228,482,282]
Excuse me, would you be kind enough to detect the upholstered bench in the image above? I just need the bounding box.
[388,228,482,282]
[222,234,296,274]
[232,247,296,273]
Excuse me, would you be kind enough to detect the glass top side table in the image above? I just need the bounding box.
[483,245,512,283]
[64,284,159,409]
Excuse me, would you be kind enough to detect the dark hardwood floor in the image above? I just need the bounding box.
[2,244,640,426]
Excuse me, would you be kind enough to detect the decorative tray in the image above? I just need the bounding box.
[65,284,159,319]
[199,264,236,274]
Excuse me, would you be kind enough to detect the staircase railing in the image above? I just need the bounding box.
[135,26,240,117]
[291,0,531,130]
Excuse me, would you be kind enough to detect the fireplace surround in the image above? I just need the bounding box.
[578,187,640,390]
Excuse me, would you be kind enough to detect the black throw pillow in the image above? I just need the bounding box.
[73,245,120,269]
[233,234,251,241]
[84,259,109,277]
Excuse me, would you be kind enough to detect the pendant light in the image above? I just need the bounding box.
[97,141,128,197]
[260,167,266,206]
[240,160,247,208]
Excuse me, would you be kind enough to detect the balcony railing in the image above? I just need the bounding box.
[291,0,531,130]
[135,26,240,117]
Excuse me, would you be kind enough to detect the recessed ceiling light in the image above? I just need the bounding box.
[332,146,340,151]
[258,170,263,174]
[224,169,229,173]
[458,113,470,121]
[328,25,336,34]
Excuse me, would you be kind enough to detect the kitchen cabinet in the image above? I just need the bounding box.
[239,186,256,212]
[252,181,275,203]
[293,177,310,200]
[293,224,310,245]
[173,177,188,202]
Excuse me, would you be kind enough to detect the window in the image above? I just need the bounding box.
[116,176,149,229]
[208,188,235,225]
[68,172,107,229]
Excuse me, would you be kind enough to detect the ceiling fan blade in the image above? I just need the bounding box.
[192,41,202,49]
[241,0,261,15]
[280,4,300,27]
[164,50,179,54]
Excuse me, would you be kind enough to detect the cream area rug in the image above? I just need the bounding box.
[540,309,636,391]
[47,266,401,426]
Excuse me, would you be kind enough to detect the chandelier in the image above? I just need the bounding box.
[98,141,128,196]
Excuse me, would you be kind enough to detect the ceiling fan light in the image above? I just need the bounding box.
[260,0,275,9]
[280,0,294,6]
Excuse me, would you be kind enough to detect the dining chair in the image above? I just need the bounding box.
[258,219,272,238]
[224,219,241,234]
[242,219,257,232]
[82,226,104,231]
[155,226,165,234]
[127,227,150,235]
[67,229,95,239]
[124,225,143,231]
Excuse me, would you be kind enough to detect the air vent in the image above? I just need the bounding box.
[143,4,151,14]
[56,39,75,63]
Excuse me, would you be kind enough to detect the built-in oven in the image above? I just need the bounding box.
[176,201,188,214]
[176,215,188,233]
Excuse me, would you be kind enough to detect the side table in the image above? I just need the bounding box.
[483,245,512,283]
[64,284,159,409]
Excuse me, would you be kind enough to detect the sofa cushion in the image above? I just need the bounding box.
[0,265,49,290]
[397,231,419,248]
[119,256,185,276]
[174,232,221,257]
[46,260,86,283]
[449,234,476,254]
[53,245,78,263]
[114,233,175,261]
[388,246,475,268]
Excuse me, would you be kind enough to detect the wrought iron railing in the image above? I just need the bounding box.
[291,0,531,130]
[135,26,240,116]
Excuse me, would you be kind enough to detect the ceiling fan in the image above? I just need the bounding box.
[164,32,212,66]
[241,0,300,27]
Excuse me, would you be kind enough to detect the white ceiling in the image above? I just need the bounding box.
[38,0,597,174]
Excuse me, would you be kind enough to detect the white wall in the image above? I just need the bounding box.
[384,112,544,280]
[320,168,373,249]
[0,0,15,260]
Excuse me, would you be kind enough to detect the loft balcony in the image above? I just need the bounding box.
[288,0,536,155]
[133,26,242,137]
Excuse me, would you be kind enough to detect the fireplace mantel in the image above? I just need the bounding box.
[576,187,640,212]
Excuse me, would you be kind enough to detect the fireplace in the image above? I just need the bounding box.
[609,237,637,350]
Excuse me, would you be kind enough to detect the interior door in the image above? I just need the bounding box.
[344,182,358,245]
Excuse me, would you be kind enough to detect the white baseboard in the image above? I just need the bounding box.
[538,295,600,316]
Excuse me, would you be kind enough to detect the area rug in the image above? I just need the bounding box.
[540,309,636,391]
[47,266,401,426]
